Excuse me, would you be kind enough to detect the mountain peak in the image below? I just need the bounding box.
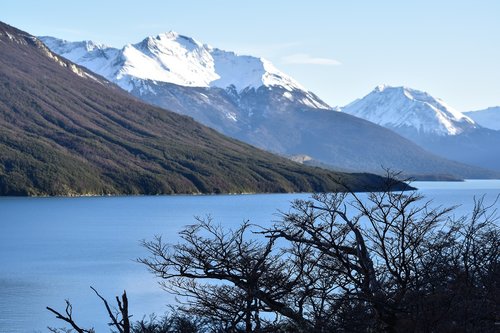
[374,83,390,92]
[343,85,477,136]
[158,30,180,39]
[374,85,427,98]
[143,31,204,49]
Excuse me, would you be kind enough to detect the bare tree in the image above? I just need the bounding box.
[139,178,499,332]
[266,188,499,332]
[47,300,95,333]
[47,287,131,333]
[406,195,500,332]
[268,190,454,331]
[90,287,130,333]
[139,218,308,332]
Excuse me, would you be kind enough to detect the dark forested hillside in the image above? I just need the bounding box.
[0,22,399,196]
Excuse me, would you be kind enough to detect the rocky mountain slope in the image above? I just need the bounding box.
[0,21,398,196]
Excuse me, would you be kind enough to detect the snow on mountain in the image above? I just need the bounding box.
[41,37,121,80]
[40,32,330,109]
[35,34,500,178]
[464,107,500,131]
[342,85,477,136]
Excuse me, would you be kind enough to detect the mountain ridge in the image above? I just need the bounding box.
[40,33,331,110]
[1,21,400,196]
[40,33,499,180]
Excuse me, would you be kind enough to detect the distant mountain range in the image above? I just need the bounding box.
[342,86,500,171]
[0,21,402,196]
[40,33,498,180]
[465,107,500,131]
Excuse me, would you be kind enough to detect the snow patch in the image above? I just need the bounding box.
[225,112,238,122]
[283,91,293,100]
[301,97,319,109]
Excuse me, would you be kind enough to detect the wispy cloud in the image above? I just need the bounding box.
[282,53,341,66]
[220,41,302,58]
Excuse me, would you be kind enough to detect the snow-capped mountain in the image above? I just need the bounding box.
[342,85,477,136]
[465,107,500,131]
[342,85,500,172]
[40,34,500,179]
[40,33,329,110]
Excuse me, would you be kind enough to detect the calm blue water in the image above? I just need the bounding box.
[1,180,499,333]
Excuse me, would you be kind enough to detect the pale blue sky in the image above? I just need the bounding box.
[2,0,499,110]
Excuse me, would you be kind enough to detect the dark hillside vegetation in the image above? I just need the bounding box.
[0,21,404,195]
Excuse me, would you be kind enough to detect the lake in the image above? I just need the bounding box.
[1,180,499,333]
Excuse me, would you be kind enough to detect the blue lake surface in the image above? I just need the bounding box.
[1,180,499,332]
